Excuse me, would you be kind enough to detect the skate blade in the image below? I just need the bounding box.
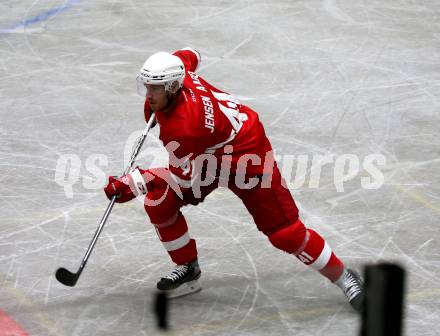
[162,279,202,299]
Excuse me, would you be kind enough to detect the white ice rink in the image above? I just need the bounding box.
[1,0,439,335]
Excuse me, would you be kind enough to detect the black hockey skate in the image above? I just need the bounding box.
[336,268,364,312]
[157,259,201,298]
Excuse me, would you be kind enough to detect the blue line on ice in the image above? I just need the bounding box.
[0,0,80,33]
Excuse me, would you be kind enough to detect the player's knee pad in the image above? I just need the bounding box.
[144,185,181,226]
[268,219,307,254]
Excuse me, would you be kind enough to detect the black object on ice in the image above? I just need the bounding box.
[154,292,169,330]
[361,263,406,336]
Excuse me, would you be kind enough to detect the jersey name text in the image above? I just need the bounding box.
[188,71,208,92]
[201,95,215,133]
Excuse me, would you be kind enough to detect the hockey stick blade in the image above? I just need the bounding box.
[55,267,79,287]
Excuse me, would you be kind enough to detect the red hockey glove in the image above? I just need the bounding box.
[104,167,149,203]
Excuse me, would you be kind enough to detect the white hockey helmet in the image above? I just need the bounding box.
[136,52,185,95]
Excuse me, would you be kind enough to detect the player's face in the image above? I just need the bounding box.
[145,84,168,111]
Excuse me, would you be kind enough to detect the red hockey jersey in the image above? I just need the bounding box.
[144,48,273,190]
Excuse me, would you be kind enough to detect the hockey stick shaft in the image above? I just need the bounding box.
[57,113,156,286]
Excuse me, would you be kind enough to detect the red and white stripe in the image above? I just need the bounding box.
[309,241,332,271]
[160,231,191,252]
[296,229,344,282]
[152,212,197,265]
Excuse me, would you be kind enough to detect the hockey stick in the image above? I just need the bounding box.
[55,113,156,287]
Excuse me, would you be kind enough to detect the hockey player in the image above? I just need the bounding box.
[104,48,364,312]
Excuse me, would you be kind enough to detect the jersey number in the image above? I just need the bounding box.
[211,91,248,132]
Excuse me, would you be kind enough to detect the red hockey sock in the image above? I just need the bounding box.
[154,211,197,265]
[295,229,344,282]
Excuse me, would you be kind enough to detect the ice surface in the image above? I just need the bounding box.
[1,0,439,335]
